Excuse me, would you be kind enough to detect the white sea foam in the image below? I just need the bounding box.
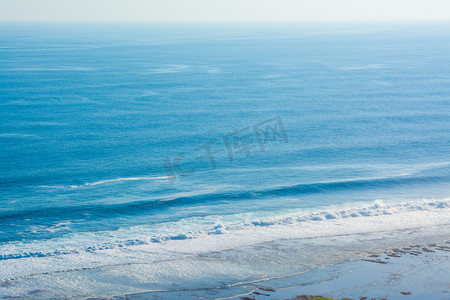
[1,96,98,106]
[75,176,170,187]
[371,80,391,86]
[1,198,449,259]
[37,176,171,190]
[6,67,95,71]
[261,74,285,79]
[205,67,222,74]
[0,133,39,138]
[340,64,385,71]
[137,90,159,97]
[145,65,189,74]
[38,176,174,190]
[26,122,69,126]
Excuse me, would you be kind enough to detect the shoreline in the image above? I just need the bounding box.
[2,208,449,299]
[112,239,450,300]
[229,241,450,300]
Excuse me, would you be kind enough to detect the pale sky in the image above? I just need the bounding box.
[1,0,450,22]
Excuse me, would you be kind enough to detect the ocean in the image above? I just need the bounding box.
[0,22,449,299]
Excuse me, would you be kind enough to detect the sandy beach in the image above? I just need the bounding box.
[229,241,450,300]
[110,240,448,300]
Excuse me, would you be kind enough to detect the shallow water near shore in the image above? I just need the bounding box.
[0,22,449,298]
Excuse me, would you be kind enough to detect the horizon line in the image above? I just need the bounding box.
[1,19,450,23]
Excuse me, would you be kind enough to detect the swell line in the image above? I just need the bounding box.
[1,174,448,225]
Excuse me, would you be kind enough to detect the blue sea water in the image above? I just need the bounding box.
[0,22,449,298]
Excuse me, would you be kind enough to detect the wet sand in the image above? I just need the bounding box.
[232,242,450,300]
[107,240,449,300]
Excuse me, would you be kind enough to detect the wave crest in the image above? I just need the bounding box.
[1,198,449,261]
